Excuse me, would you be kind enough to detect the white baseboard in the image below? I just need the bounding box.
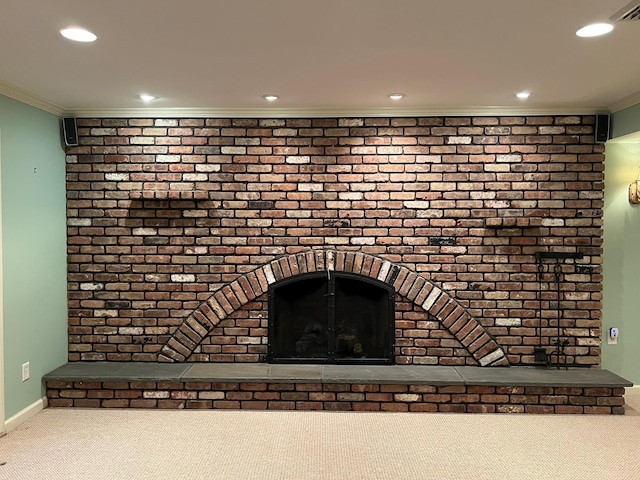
[625,386,640,396]
[4,396,47,433]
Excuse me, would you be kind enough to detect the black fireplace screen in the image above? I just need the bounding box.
[268,272,394,364]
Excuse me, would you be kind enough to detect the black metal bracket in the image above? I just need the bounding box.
[535,251,584,261]
[533,347,550,367]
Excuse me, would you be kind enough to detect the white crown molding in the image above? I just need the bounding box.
[0,80,609,119]
[0,80,64,116]
[609,91,640,113]
[65,105,606,119]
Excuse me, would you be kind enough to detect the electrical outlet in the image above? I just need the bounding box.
[607,327,619,345]
[22,362,30,382]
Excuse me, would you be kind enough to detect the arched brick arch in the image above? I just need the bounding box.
[158,249,509,366]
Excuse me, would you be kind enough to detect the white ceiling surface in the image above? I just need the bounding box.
[1,0,640,116]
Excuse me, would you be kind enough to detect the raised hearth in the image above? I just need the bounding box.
[45,363,631,414]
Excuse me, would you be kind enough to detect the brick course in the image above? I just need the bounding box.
[66,116,604,366]
[46,380,625,414]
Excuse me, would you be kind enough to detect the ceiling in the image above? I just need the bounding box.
[1,0,640,117]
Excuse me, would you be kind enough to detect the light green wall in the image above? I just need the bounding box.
[602,139,640,384]
[611,103,640,139]
[1,94,67,419]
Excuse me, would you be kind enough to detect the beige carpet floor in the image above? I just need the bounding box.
[1,397,640,480]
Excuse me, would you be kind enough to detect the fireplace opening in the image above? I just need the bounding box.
[268,272,395,364]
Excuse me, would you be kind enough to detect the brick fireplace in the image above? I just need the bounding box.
[159,249,507,366]
[66,115,604,369]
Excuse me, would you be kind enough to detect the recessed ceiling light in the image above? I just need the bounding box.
[138,94,157,102]
[60,27,97,42]
[576,23,614,38]
[516,91,531,100]
[263,94,279,102]
[388,93,405,100]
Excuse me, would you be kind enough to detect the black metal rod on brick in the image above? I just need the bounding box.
[535,252,584,261]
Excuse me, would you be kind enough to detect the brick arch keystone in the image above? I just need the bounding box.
[159,249,509,367]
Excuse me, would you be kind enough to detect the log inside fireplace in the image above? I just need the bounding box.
[268,272,394,364]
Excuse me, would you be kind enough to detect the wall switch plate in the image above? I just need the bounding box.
[22,362,30,382]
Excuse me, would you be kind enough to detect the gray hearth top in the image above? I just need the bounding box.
[44,363,633,388]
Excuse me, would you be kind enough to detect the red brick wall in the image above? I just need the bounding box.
[66,115,604,366]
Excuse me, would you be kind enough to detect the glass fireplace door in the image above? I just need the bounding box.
[268,272,394,364]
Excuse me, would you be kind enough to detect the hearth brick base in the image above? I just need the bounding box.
[46,381,625,414]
